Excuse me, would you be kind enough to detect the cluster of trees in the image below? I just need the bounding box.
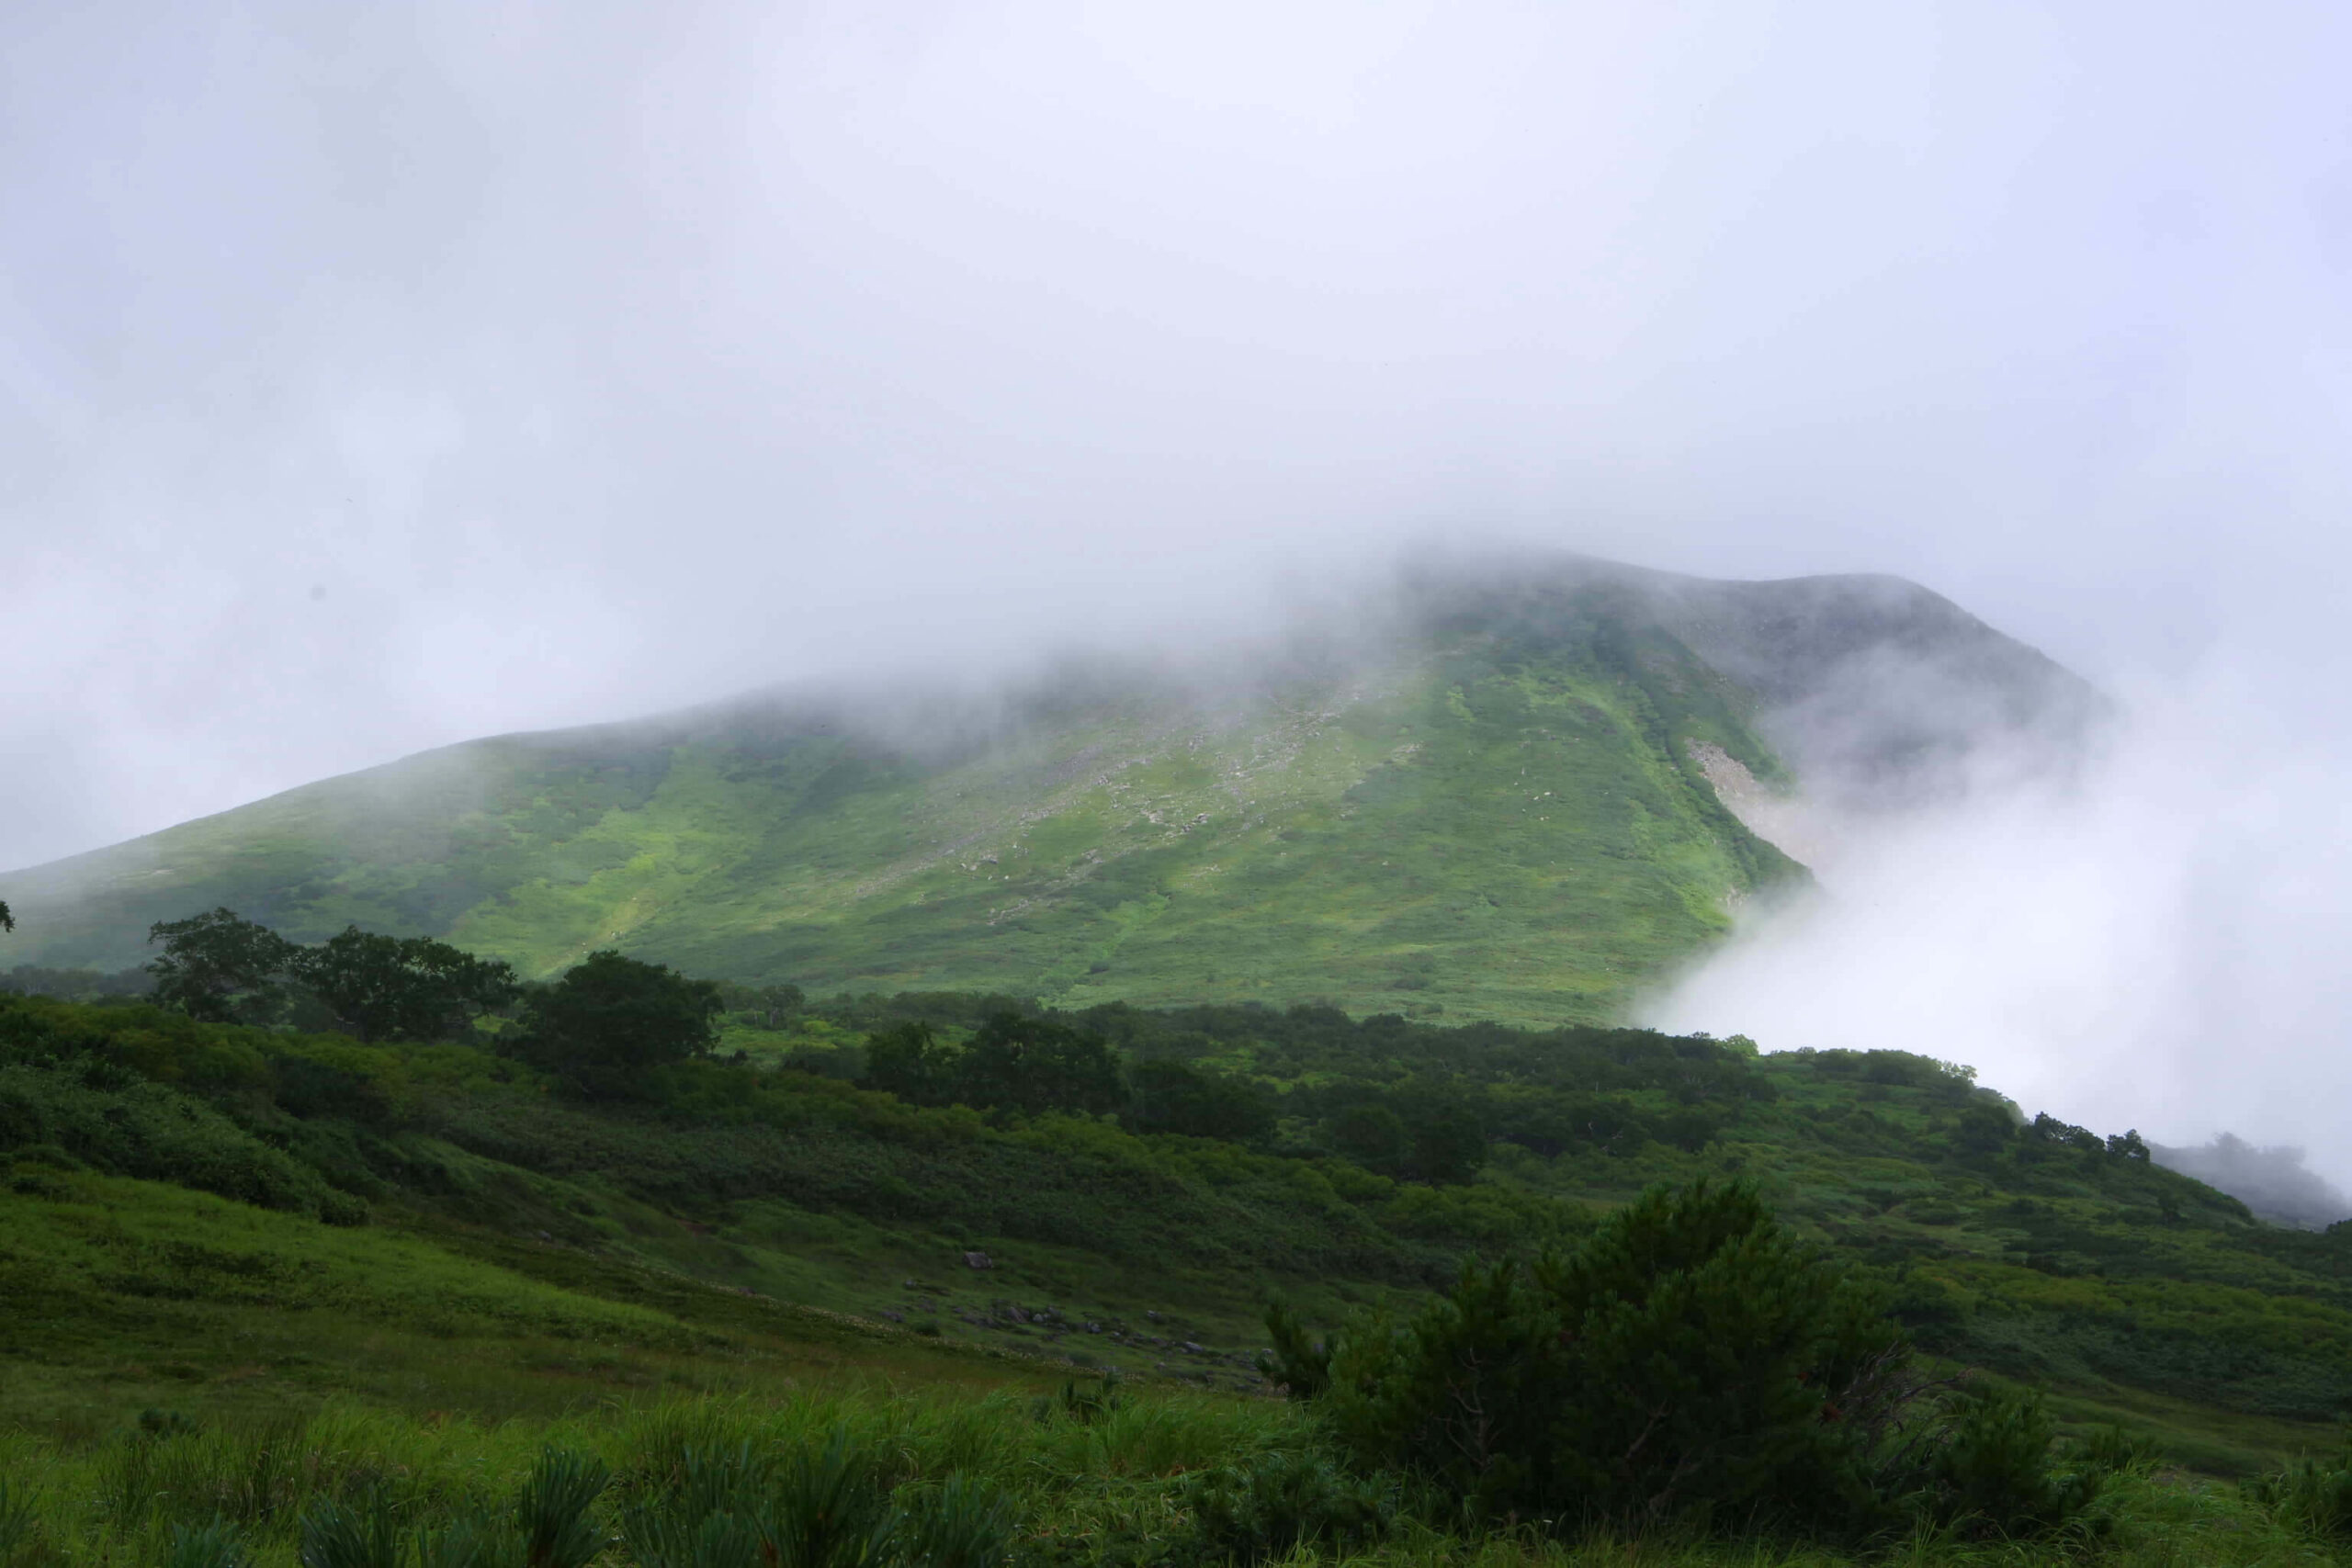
[1950,1100,2151,1164]
[854,1013,1496,1179]
[146,908,517,1042]
[1266,1179,2126,1540]
[859,1013,1277,1142]
[141,908,720,1102]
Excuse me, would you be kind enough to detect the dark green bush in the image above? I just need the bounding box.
[1319,1180,1909,1529]
[1256,1297,1330,1401]
[1174,1449,1391,1566]
[0,1058,342,1218]
[1912,1385,2110,1537]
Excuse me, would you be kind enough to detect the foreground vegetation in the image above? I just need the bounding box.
[6,1381,2352,1568]
[7,918,2352,1562]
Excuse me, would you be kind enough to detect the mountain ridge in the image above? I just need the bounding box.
[2,554,2098,1023]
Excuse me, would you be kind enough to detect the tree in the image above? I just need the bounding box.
[0,898,13,933]
[505,950,721,1100]
[1125,1058,1276,1143]
[1953,1102,2015,1160]
[861,1021,950,1105]
[1407,1101,1487,1184]
[146,908,300,1024]
[291,925,518,1043]
[952,1011,1125,1116]
[1328,1103,1409,1174]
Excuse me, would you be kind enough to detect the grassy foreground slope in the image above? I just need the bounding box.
[6,987,2350,1481]
[11,987,2352,1564]
[0,557,2096,1025]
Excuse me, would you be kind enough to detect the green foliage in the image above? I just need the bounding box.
[164,1517,249,1568]
[860,1021,948,1106]
[1317,1181,1911,1529]
[1913,1385,2112,1538]
[514,1449,610,1568]
[763,1429,899,1568]
[1125,1058,1273,1144]
[1172,1449,1391,1566]
[1035,1372,1126,1427]
[299,1488,406,1568]
[506,951,720,1101]
[0,1050,349,1217]
[292,926,517,1043]
[96,1416,307,1534]
[148,908,300,1026]
[895,1473,1017,1568]
[2247,1428,2352,1539]
[414,1515,507,1568]
[0,1479,38,1567]
[952,1012,1125,1118]
[1328,1104,1409,1174]
[1258,1297,1332,1401]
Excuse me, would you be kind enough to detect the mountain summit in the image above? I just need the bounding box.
[3,554,2097,1022]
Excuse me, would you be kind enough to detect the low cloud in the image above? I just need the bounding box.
[1646,652,2352,1191]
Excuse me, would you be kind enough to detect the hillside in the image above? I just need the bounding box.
[3,985,2345,1484]
[0,554,2098,1022]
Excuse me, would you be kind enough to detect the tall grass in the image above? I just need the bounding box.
[1,1389,2346,1566]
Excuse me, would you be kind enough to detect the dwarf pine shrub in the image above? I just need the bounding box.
[1318,1179,1911,1530]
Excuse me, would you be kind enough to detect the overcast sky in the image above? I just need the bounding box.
[9,0,2352,1168]
[7,0,2348,869]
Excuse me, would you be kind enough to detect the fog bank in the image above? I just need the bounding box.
[1646,650,2352,1191]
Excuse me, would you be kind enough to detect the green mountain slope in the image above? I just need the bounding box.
[0,556,2093,1022]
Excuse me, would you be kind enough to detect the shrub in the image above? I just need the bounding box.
[1318,1180,1910,1530]
[0,1059,339,1217]
[1256,1297,1330,1401]
[1174,1449,1391,1566]
[1912,1385,2111,1537]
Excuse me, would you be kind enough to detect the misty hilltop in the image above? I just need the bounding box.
[3,553,2098,1022]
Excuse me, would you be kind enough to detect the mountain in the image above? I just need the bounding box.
[0,552,2098,1022]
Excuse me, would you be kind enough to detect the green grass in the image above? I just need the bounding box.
[6,992,2352,1562]
[0,1381,2347,1566]
[1,607,1799,1026]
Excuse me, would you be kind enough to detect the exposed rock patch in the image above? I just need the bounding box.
[1686,742,1826,871]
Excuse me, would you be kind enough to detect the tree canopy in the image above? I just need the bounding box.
[290,926,518,1043]
[146,908,301,1025]
[144,908,516,1042]
[504,949,722,1100]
